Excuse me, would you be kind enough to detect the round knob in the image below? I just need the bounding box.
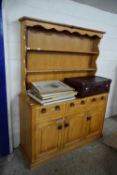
[91,98,96,102]
[81,100,85,105]
[87,116,91,120]
[41,108,47,113]
[70,102,75,107]
[55,105,60,111]
[101,96,104,100]
[64,122,69,128]
[58,125,63,130]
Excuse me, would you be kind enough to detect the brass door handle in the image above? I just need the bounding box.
[56,118,64,130]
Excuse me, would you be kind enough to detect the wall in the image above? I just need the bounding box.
[2,0,117,148]
[73,0,117,14]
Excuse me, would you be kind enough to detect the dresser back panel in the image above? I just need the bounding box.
[20,17,104,91]
[27,27,97,52]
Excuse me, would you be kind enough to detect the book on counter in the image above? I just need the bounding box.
[30,80,74,95]
[27,90,76,105]
[27,80,77,105]
[31,89,77,100]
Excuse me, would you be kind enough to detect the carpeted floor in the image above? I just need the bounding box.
[0,116,117,175]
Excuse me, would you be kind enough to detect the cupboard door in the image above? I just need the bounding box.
[85,94,108,139]
[85,108,104,138]
[63,112,85,147]
[35,118,63,157]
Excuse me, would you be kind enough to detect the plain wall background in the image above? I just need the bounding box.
[2,0,117,148]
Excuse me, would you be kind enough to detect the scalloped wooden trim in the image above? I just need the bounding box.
[20,17,105,38]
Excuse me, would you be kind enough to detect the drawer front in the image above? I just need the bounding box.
[66,99,87,115]
[36,103,66,122]
[35,93,108,123]
[87,93,108,109]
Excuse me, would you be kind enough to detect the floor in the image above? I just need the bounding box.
[0,116,117,175]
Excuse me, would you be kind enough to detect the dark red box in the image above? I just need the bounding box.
[64,76,111,98]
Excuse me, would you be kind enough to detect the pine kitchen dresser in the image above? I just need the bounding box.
[19,17,109,168]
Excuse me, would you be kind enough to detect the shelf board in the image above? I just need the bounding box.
[26,68,96,73]
[26,48,98,55]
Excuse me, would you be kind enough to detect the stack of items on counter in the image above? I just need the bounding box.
[27,80,77,105]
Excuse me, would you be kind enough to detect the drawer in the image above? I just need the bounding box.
[87,93,108,108]
[98,94,108,107]
[66,98,87,115]
[36,103,66,122]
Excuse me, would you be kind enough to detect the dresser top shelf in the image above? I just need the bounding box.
[19,16,105,38]
[20,16,105,91]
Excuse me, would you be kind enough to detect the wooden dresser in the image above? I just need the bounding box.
[19,17,108,168]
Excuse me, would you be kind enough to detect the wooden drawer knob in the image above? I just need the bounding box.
[101,96,104,100]
[70,102,75,107]
[41,108,47,113]
[91,98,96,102]
[55,105,60,111]
[64,122,69,128]
[87,116,91,120]
[81,100,85,105]
[57,125,63,130]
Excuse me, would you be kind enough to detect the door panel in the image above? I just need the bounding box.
[64,112,85,147]
[86,108,104,138]
[36,119,62,157]
[85,94,107,139]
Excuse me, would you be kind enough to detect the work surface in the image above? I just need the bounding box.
[0,116,117,175]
